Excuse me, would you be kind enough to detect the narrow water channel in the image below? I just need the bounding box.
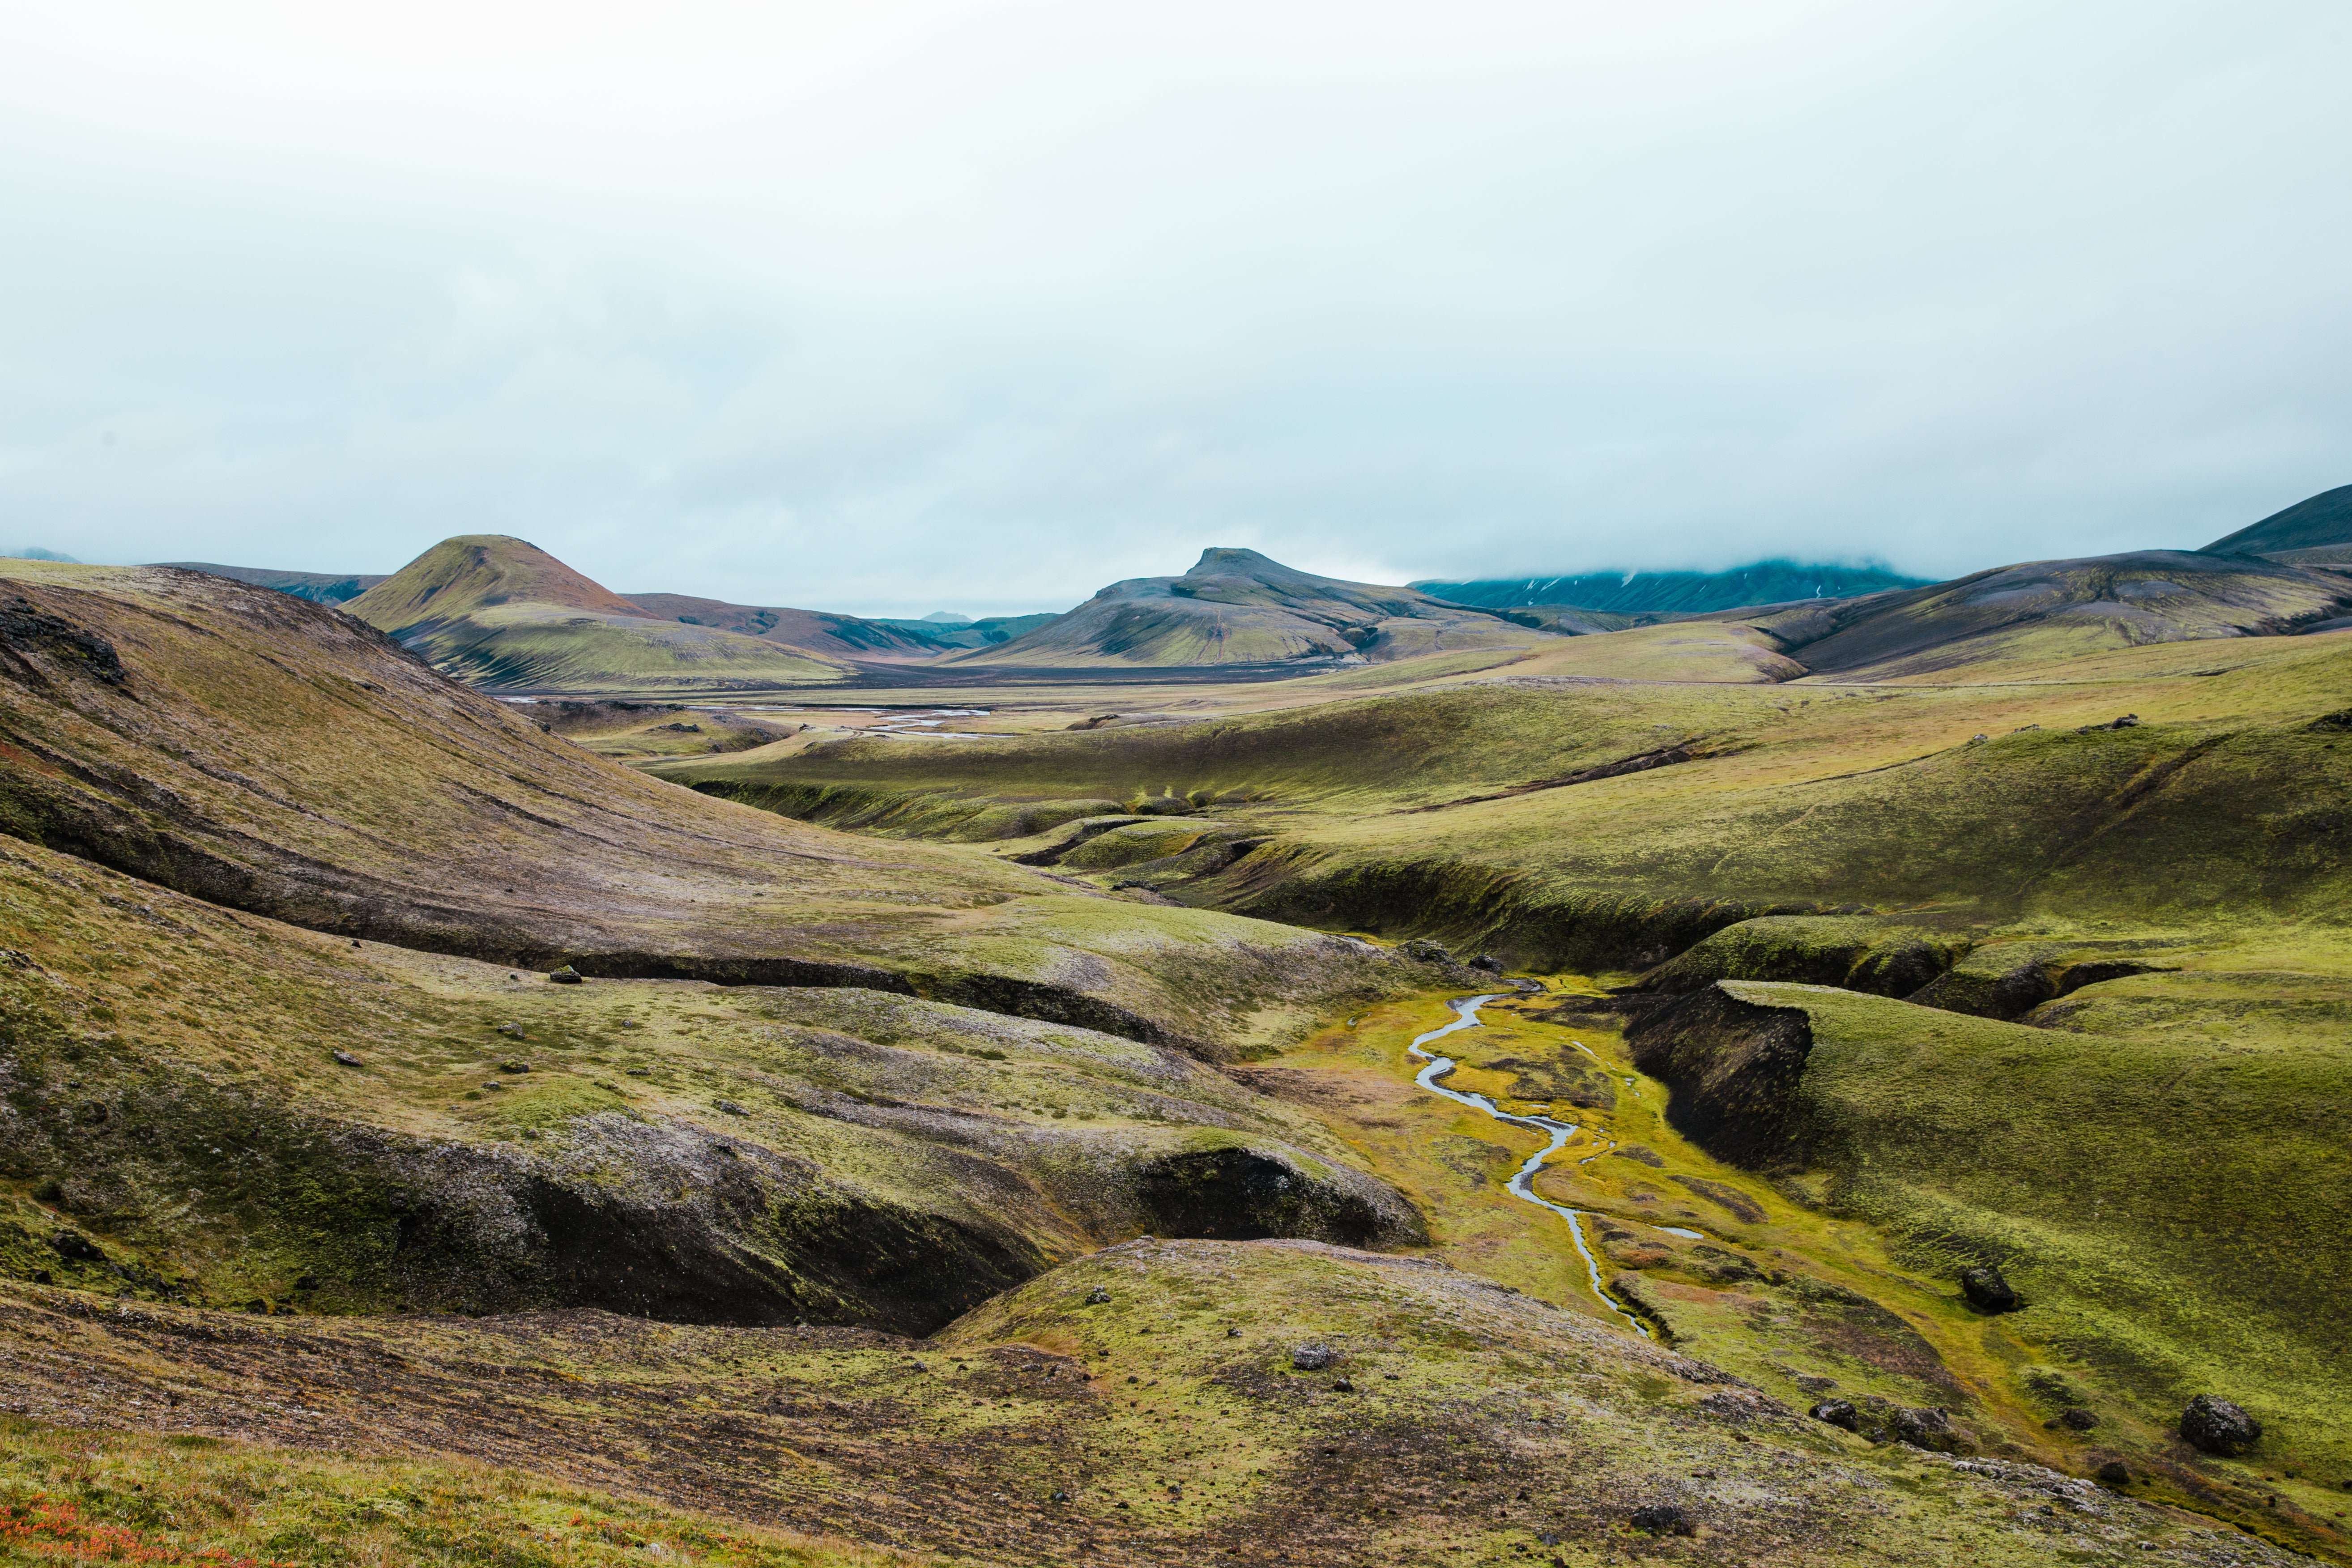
[1406,994,1658,1336]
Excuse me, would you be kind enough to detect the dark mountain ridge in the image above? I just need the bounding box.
[1417,559,1928,615]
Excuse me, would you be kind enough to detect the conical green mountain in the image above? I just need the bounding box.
[950,546,1549,666]
[347,535,851,693]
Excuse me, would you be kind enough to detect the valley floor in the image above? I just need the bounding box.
[3,973,2342,1566]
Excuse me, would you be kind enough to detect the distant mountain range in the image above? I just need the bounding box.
[127,479,2352,689]
[1416,560,1928,615]
[156,563,386,603]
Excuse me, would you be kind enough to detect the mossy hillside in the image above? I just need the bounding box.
[0,565,1437,1052]
[0,834,1420,1325]
[393,601,853,695]
[873,894,1414,1060]
[0,562,1038,961]
[1218,705,2352,964]
[1640,976,2352,1508]
[1630,916,1974,997]
[2,1251,2318,1568]
[0,1418,891,1568]
[661,628,2352,959]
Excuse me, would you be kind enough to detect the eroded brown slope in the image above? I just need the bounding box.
[0,562,1408,1052]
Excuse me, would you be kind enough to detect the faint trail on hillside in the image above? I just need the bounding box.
[1405,996,1652,1336]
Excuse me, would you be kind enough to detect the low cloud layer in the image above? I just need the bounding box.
[3,1,2348,614]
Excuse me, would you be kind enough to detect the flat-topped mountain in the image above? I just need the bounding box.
[345,535,852,692]
[950,546,1549,666]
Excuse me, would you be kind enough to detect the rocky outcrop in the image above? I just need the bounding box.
[1620,984,1823,1169]
[1134,1145,1423,1249]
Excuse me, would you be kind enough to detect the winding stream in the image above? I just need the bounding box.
[1406,993,1661,1336]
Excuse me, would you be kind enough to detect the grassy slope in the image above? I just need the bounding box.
[0,827,1424,1329]
[1653,973,2352,1517]
[1,1240,2320,1568]
[0,561,1416,1054]
[0,1419,885,1568]
[667,631,2352,943]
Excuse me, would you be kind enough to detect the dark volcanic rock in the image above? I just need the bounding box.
[2058,1407,2098,1431]
[1890,1406,1969,1453]
[0,595,128,686]
[1467,954,1504,973]
[2180,1394,2262,1455]
[1960,1264,2021,1312]
[49,1230,105,1262]
[1808,1399,1860,1432]
[1628,1504,1692,1536]
[2095,1461,2132,1487]
[549,965,583,984]
[1291,1345,1335,1371]
[1397,939,1453,964]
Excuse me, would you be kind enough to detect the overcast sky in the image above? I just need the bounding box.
[3,2,2348,615]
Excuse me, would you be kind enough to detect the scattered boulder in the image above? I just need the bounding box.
[2076,714,2141,732]
[1808,1400,1860,1432]
[1467,954,1504,974]
[2095,1461,2132,1488]
[1960,1264,2021,1312]
[1084,1287,1111,1305]
[1397,939,1453,964]
[1333,1377,1356,1393]
[499,1060,532,1074]
[549,965,583,984]
[715,1099,749,1117]
[1628,1504,1692,1536]
[48,1230,104,1262]
[2058,1407,2099,1432]
[496,1023,525,1039]
[1889,1406,1971,1453]
[331,1050,363,1068]
[1291,1345,1335,1371]
[2180,1394,2262,1456]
